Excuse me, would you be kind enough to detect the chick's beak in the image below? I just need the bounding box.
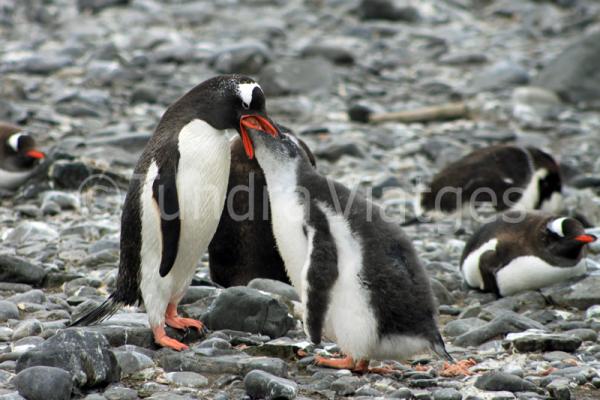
[239,114,279,159]
[26,150,45,160]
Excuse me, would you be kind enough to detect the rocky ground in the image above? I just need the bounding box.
[2,0,600,399]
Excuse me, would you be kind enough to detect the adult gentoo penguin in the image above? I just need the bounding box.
[0,122,45,190]
[461,211,596,297]
[208,126,315,287]
[417,145,562,218]
[71,75,280,351]
[246,128,452,371]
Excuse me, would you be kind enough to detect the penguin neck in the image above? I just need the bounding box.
[255,149,299,195]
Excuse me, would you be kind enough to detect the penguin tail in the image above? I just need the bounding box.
[431,331,454,362]
[68,295,122,327]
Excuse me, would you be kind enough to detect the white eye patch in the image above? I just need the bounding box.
[7,133,23,152]
[548,217,567,237]
[237,82,261,109]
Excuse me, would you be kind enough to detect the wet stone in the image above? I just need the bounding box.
[165,371,209,388]
[474,372,539,393]
[244,369,298,400]
[507,331,582,353]
[103,386,137,400]
[331,375,363,395]
[0,301,19,322]
[13,366,73,400]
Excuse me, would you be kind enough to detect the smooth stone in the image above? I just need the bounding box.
[314,141,364,162]
[11,320,42,341]
[507,331,582,353]
[0,256,46,286]
[429,278,455,306]
[4,222,58,245]
[40,191,80,210]
[16,329,119,388]
[244,369,298,400]
[474,372,539,393]
[157,352,288,377]
[533,31,600,104]
[247,279,299,302]
[0,301,19,322]
[202,287,294,338]
[211,42,272,74]
[112,349,155,377]
[454,311,546,347]
[433,388,462,400]
[8,290,46,305]
[546,379,571,400]
[13,366,72,400]
[543,275,600,310]
[103,386,137,400]
[443,318,487,337]
[77,0,129,13]
[359,0,421,22]
[165,371,209,388]
[331,376,363,396]
[471,61,529,92]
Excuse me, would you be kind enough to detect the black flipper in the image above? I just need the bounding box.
[68,295,122,326]
[153,161,181,278]
[304,204,338,345]
[479,250,501,296]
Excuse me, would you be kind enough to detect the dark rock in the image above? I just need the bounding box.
[314,141,364,162]
[49,160,92,190]
[112,349,155,378]
[439,52,488,65]
[471,61,529,92]
[0,301,19,322]
[259,58,334,96]
[0,255,46,286]
[1,54,73,75]
[244,369,298,399]
[533,31,600,104]
[562,328,597,342]
[16,329,119,388]
[13,366,72,400]
[211,42,272,74]
[543,275,600,310]
[475,372,539,393]
[202,287,294,338]
[300,42,354,65]
[453,311,546,347]
[508,332,582,353]
[247,279,299,302]
[77,0,130,13]
[348,104,373,123]
[359,0,421,22]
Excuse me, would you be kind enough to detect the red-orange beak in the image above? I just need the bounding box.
[239,114,279,159]
[575,234,596,244]
[26,150,45,160]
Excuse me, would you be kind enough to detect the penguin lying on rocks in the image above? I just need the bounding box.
[461,211,596,297]
[70,75,280,351]
[0,122,45,190]
[414,145,562,222]
[245,127,453,372]
[208,126,315,287]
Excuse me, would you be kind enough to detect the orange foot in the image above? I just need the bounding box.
[440,358,476,377]
[314,356,393,374]
[153,326,188,351]
[165,303,205,331]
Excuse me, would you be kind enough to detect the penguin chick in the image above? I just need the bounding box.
[461,211,596,297]
[246,128,452,370]
[70,75,280,351]
[209,125,315,287]
[0,122,45,190]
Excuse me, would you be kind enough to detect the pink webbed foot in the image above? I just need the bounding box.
[152,326,188,351]
[165,303,205,331]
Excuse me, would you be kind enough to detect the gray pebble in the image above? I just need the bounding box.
[244,369,297,400]
[13,366,72,400]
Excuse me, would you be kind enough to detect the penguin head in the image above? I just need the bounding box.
[4,131,45,168]
[173,74,279,159]
[544,216,596,261]
[248,127,312,168]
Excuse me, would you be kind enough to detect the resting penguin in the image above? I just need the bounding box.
[70,75,280,350]
[0,122,45,190]
[246,128,452,371]
[416,145,562,219]
[208,125,316,287]
[461,211,596,297]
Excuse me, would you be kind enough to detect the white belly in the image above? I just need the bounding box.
[139,119,230,328]
[461,239,498,290]
[496,256,587,296]
[315,202,378,360]
[0,168,31,190]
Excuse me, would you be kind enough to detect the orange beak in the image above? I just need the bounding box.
[26,150,45,159]
[239,114,279,159]
[575,234,596,244]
